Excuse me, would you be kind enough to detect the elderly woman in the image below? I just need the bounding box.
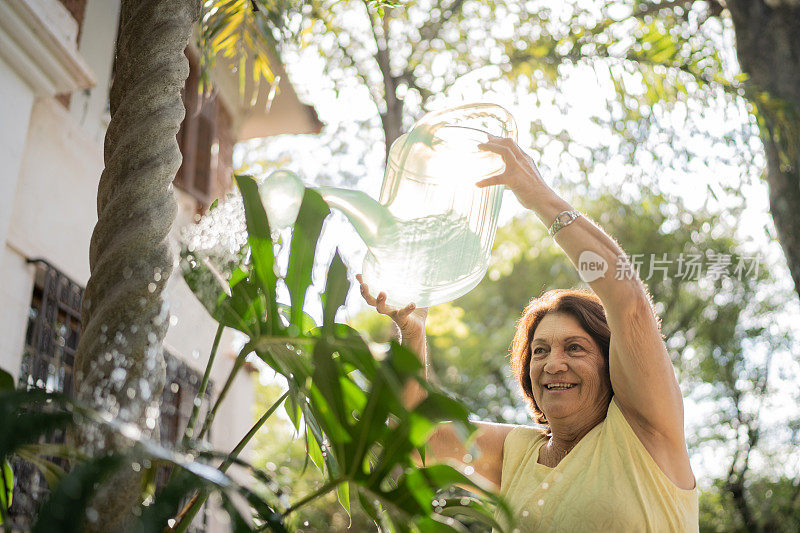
[357,136,698,531]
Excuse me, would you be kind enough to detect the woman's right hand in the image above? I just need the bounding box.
[356,274,428,340]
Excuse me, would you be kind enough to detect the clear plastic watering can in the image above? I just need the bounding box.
[261,104,517,308]
[324,104,517,307]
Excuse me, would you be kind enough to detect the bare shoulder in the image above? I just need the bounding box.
[615,400,696,491]
[474,421,519,456]
[428,421,519,489]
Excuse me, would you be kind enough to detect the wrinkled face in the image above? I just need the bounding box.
[529,313,611,423]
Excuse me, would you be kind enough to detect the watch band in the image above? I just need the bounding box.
[548,210,581,236]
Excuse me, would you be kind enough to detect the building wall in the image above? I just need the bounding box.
[0,1,266,529]
[0,55,37,378]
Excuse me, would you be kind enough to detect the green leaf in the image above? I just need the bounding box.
[356,489,382,528]
[416,515,467,533]
[238,484,288,532]
[347,368,395,478]
[336,480,351,522]
[136,467,208,532]
[308,341,351,448]
[251,337,313,382]
[180,253,267,337]
[298,399,343,478]
[284,390,303,433]
[322,251,349,333]
[216,269,267,336]
[306,423,325,475]
[220,493,254,533]
[0,368,13,391]
[235,174,280,333]
[322,324,379,379]
[1,460,13,518]
[285,189,330,332]
[0,390,73,461]
[438,497,511,532]
[14,448,66,490]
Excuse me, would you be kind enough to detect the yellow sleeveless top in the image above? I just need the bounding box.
[494,397,698,532]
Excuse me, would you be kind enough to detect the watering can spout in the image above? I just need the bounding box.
[315,187,398,249]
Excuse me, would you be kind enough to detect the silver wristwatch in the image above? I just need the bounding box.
[548,210,581,236]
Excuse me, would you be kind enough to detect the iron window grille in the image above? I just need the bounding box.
[9,259,212,531]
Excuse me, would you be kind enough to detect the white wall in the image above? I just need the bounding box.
[69,0,121,144]
[0,245,35,382]
[6,98,100,283]
[0,57,36,254]
[5,96,256,448]
[1,93,257,514]
[0,55,37,380]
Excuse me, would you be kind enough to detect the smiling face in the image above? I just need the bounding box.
[529,312,612,424]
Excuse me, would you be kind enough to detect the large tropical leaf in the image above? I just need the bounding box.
[235,174,281,333]
[285,189,330,332]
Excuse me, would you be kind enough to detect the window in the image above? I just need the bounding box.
[107,44,235,209]
[9,260,211,531]
[176,51,235,209]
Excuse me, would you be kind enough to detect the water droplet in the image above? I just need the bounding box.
[522,510,529,517]
[462,453,473,463]
[541,482,549,489]
[148,282,157,293]
[132,462,141,472]
[538,499,544,506]
[170,383,180,393]
[464,465,474,475]
[192,349,200,359]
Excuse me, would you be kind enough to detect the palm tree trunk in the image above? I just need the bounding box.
[73,0,199,529]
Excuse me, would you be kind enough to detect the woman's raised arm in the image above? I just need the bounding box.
[477,138,687,451]
[356,275,515,491]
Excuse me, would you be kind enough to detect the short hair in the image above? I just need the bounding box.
[509,289,612,427]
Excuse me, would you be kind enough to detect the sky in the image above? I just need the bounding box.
[230,7,800,487]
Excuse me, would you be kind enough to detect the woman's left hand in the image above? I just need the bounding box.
[477,136,548,211]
